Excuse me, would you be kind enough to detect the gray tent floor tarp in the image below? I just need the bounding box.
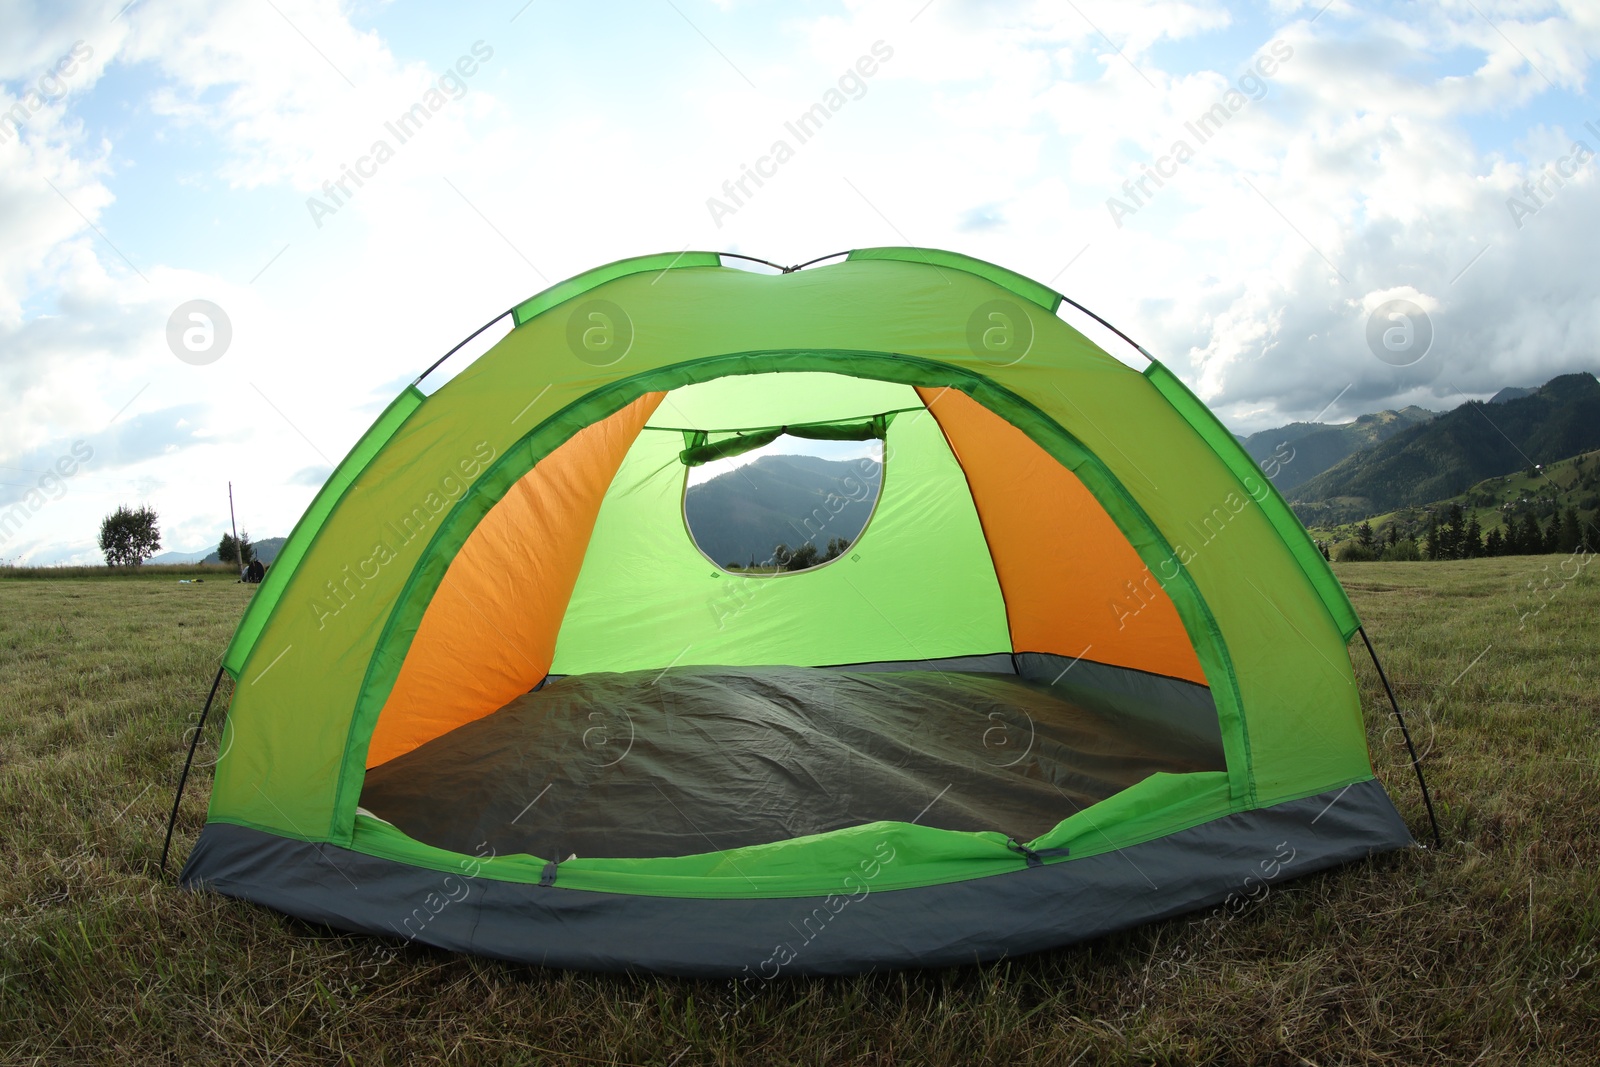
[182,779,1413,976]
[359,663,1229,861]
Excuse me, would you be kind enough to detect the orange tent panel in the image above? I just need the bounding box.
[367,393,664,767]
[917,387,1207,686]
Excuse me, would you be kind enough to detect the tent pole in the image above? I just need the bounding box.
[718,252,793,272]
[228,482,243,581]
[1358,626,1442,849]
[785,250,851,272]
[412,307,518,386]
[160,664,226,875]
[1055,293,1156,363]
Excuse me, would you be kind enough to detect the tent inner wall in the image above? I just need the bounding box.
[549,387,1010,675]
[365,370,1217,780]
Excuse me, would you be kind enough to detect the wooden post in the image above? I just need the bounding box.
[228,481,243,581]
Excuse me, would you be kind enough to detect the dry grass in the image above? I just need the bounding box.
[1,557,1596,1065]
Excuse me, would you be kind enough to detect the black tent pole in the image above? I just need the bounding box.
[1358,626,1442,849]
[160,664,226,874]
[412,306,518,386]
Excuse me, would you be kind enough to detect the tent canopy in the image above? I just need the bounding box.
[180,248,1410,976]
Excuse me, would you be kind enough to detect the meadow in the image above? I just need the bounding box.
[1,557,1595,1065]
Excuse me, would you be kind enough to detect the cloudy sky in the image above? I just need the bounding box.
[2,0,1596,563]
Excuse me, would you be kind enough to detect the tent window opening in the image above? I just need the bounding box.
[679,418,888,574]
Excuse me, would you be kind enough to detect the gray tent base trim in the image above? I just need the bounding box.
[180,778,1412,977]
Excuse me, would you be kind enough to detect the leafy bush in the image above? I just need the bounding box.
[1336,541,1379,562]
[1381,538,1422,561]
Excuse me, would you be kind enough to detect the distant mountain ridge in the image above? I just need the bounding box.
[148,548,211,565]
[149,536,286,566]
[1239,406,1436,492]
[1290,372,1600,525]
[684,454,880,567]
[202,536,287,565]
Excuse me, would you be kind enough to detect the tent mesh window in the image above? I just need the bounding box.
[679,430,885,574]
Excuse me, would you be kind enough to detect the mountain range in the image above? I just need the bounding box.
[202,536,287,565]
[147,548,213,565]
[1287,372,1600,526]
[149,536,288,566]
[1239,406,1436,492]
[683,454,880,568]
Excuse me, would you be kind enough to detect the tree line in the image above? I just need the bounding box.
[727,537,853,573]
[1331,503,1596,562]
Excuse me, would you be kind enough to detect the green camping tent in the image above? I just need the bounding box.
[173,248,1424,976]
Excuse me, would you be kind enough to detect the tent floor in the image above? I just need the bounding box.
[360,665,1226,860]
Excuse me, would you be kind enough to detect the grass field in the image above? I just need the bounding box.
[1,558,1596,1065]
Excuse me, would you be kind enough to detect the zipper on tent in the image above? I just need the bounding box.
[1006,839,1072,868]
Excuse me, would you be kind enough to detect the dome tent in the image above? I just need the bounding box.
[173,247,1422,976]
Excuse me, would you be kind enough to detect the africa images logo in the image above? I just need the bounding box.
[1365,298,1434,368]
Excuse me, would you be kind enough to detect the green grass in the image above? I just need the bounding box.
[2,559,1597,1064]
[0,563,239,581]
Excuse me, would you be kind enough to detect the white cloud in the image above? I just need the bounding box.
[2,0,1597,560]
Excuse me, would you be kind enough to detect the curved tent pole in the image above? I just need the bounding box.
[413,252,829,386]
[717,252,793,273]
[785,251,851,272]
[728,250,1160,367]
[1056,293,1156,363]
[413,251,815,385]
[411,253,1156,386]
[160,664,226,874]
[412,307,519,387]
[726,251,857,273]
[1358,627,1443,849]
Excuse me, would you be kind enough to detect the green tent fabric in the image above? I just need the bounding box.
[177,248,1416,976]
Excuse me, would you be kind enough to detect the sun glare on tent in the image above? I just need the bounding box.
[683,435,884,574]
